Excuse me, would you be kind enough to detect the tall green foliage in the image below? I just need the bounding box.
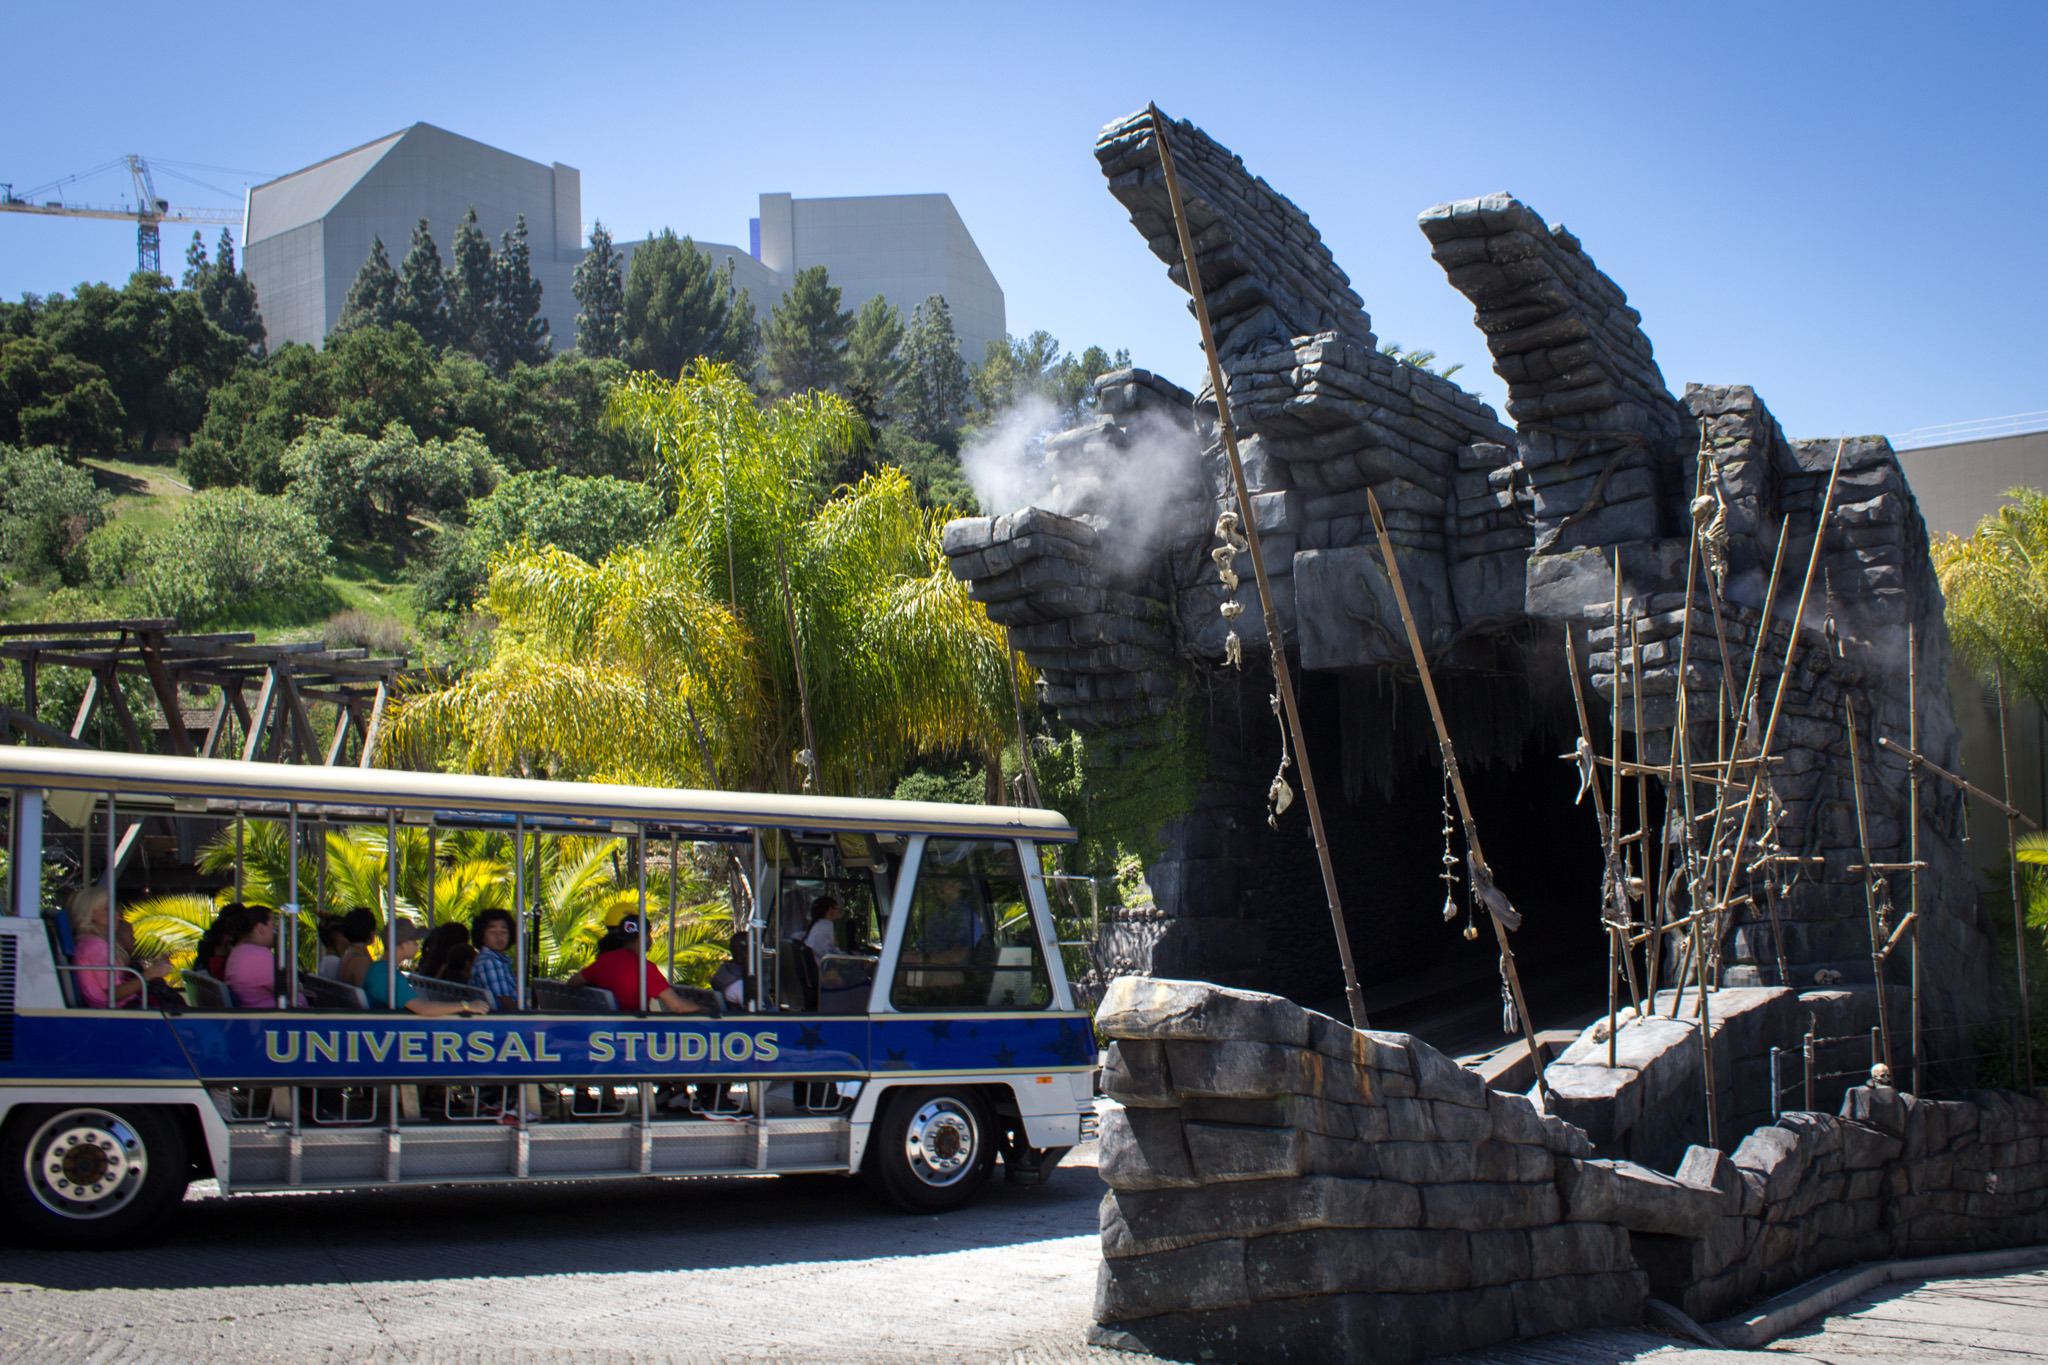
[900,295,968,439]
[764,265,851,397]
[490,215,551,375]
[282,417,499,547]
[394,218,450,348]
[338,235,399,333]
[621,230,759,380]
[1934,486,2048,711]
[0,336,125,456]
[415,468,664,616]
[971,332,1124,420]
[387,361,1024,796]
[447,207,496,361]
[182,229,266,356]
[845,294,908,426]
[0,442,108,580]
[572,221,625,361]
[128,487,334,625]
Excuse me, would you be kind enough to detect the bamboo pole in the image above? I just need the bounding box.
[776,540,822,796]
[1845,695,1896,1077]
[1998,667,2034,1090]
[1633,617,1660,1004]
[1879,736,2041,827]
[1147,105,1368,1030]
[1007,637,1041,808]
[1368,489,1547,1092]
[1908,623,1921,1094]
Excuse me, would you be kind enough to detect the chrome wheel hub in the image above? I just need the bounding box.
[903,1098,978,1187]
[27,1110,147,1220]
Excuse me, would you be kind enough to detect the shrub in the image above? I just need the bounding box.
[415,469,662,616]
[323,609,412,656]
[131,488,334,625]
[283,417,499,546]
[78,519,145,590]
[0,336,126,457]
[0,442,109,580]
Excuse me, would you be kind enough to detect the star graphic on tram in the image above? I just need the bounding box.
[924,1020,953,1043]
[1037,1019,1094,1066]
[991,1042,1018,1067]
[795,1025,827,1054]
[882,1049,911,1070]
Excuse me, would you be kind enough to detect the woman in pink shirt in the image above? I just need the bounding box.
[66,888,171,1009]
[221,905,282,1009]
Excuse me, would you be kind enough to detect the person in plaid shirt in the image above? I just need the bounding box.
[469,908,519,1009]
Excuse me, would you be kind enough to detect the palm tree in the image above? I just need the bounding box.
[1933,486,2048,711]
[385,359,1026,796]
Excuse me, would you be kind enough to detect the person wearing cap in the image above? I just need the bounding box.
[364,918,491,1018]
[566,906,708,1014]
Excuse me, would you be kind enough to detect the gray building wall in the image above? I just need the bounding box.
[245,124,581,352]
[1897,428,2048,537]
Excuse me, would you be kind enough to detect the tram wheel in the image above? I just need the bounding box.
[0,1104,189,1248]
[863,1086,994,1213]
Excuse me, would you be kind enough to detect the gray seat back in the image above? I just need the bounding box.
[183,969,235,1010]
[532,979,618,1013]
[405,972,493,1009]
[298,971,370,1011]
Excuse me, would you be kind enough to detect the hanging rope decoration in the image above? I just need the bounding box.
[1500,956,1519,1034]
[1213,510,1248,669]
[1267,687,1295,827]
[793,748,817,793]
[1440,773,1459,923]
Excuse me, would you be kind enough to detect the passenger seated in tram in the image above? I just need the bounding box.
[468,908,518,1009]
[363,919,489,1018]
[221,904,284,1008]
[315,915,349,979]
[415,923,472,980]
[564,907,710,1014]
[709,933,748,1010]
[335,908,377,990]
[67,887,172,1008]
[800,896,841,961]
[193,901,251,978]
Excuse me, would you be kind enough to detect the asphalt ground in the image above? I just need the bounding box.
[0,1146,1117,1365]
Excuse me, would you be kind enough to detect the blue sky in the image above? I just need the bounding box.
[4,2,2040,441]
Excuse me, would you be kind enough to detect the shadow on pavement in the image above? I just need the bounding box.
[0,1151,1105,1293]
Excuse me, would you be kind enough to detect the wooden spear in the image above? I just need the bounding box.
[1367,489,1548,1093]
[1146,106,1369,1029]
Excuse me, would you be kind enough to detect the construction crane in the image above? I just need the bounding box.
[1,154,245,275]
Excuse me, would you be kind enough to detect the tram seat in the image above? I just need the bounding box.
[532,980,618,1013]
[299,971,370,1011]
[772,943,819,1011]
[183,969,235,1010]
[42,911,80,1008]
[671,985,723,1018]
[818,954,876,1015]
[406,973,493,1010]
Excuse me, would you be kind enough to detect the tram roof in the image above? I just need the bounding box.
[0,747,1078,843]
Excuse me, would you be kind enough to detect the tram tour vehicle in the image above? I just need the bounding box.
[0,747,1098,1246]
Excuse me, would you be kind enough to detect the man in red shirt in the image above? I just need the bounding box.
[566,907,709,1014]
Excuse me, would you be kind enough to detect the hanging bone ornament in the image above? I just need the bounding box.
[1564,735,1596,804]
[1224,630,1242,668]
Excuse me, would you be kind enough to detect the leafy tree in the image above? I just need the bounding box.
[0,442,108,579]
[879,426,977,514]
[282,417,499,548]
[1933,486,2048,711]
[1379,341,1464,379]
[0,336,125,456]
[764,265,851,397]
[129,487,333,625]
[899,295,969,440]
[337,235,399,333]
[446,206,496,361]
[489,215,551,376]
[415,469,664,616]
[572,221,625,360]
[621,230,759,380]
[387,360,1024,796]
[29,274,245,451]
[394,218,449,349]
[971,331,1125,419]
[184,229,266,357]
[844,294,907,426]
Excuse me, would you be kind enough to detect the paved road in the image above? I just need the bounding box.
[0,1149,1117,1365]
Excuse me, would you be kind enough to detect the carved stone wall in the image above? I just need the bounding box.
[942,106,1997,1051]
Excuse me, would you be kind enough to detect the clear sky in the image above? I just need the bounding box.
[3,1,2040,442]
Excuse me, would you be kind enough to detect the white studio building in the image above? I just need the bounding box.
[242,123,1005,364]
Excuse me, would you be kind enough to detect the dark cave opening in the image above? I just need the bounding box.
[1237,647,1654,1058]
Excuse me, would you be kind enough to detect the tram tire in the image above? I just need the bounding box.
[862,1086,995,1213]
[0,1104,190,1248]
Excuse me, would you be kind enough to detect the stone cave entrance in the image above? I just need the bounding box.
[1242,645,1631,1058]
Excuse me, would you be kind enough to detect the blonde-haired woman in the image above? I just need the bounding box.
[66,887,172,1009]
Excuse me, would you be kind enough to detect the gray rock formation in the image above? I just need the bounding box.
[943,106,1997,1064]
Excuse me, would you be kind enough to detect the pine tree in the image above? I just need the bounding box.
[445,207,495,360]
[337,235,398,333]
[182,231,211,290]
[900,295,968,439]
[763,265,852,397]
[844,294,907,426]
[201,229,266,357]
[621,229,759,380]
[394,218,449,349]
[489,214,551,375]
[571,221,625,360]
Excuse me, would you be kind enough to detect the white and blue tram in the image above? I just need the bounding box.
[0,748,1097,1245]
